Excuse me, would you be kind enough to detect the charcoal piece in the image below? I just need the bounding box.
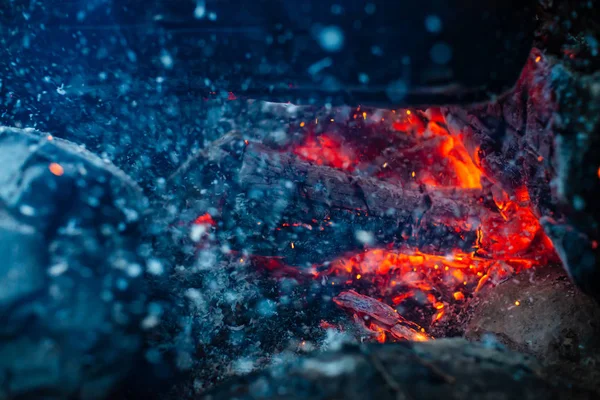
[0,127,148,399]
[465,265,600,394]
[333,290,432,341]
[202,338,595,400]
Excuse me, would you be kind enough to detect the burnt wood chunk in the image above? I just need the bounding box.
[239,143,486,222]
[227,142,492,264]
[333,290,432,341]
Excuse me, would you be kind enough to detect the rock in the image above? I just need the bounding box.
[0,210,46,305]
[465,265,600,393]
[202,338,595,400]
[0,127,149,399]
[542,68,600,300]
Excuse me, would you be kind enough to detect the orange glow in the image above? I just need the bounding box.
[49,163,64,176]
[370,323,387,343]
[427,122,482,189]
[413,333,429,342]
[389,111,482,189]
[270,106,557,343]
[319,320,339,330]
[320,240,549,312]
[194,213,216,226]
[294,135,355,171]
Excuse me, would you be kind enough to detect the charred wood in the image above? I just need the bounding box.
[333,290,433,342]
[171,138,501,266]
[443,48,600,300]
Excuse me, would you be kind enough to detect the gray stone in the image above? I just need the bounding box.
[465,265,600,393]
[202,338,596,400]
[0,127,148,399]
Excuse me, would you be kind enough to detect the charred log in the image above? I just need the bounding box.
[173,139,500,266]
[541,67,600,300]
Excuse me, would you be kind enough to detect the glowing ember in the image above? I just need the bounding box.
[317,238,549,333]
[293,134,355,171]
[289,107,557,341]
[188,106,558,343]
[48,162,64,176]
[194,212,216,226]
[414,117,482,189]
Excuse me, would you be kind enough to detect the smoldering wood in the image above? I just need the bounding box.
[239,142,488,222]
[222,142,496,265]
[202,338,596,400]
[442,49,600,300]
[165,134,493,266]
[333,290,433,341]
[442,49,556,216]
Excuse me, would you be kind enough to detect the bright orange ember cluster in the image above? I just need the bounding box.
[293,134,356,171]
[293,107,557,342]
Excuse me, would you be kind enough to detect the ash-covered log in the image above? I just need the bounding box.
[202,339,596,400]
[239,142,487,223]
[171,137,499,265]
